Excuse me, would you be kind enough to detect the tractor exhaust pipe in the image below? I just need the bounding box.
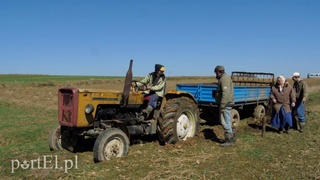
[121,59,133,107]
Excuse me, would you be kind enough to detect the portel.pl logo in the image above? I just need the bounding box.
[11,155,78,173]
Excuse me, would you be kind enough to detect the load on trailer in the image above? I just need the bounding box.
[176,72,274,127]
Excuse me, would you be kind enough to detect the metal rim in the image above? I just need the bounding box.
[231,109,240,127]
[103,138,124,160]
[54,127,62,149]
[176,111,196,141]
[259,106,265,117]
[57,135,62,148]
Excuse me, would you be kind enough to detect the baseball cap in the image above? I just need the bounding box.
[292,72,300,77]
[160,66,165,72]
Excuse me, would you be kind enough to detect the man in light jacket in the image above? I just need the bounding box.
[133,64,166,121]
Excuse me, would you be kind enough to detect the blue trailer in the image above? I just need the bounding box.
[176,72,274,127]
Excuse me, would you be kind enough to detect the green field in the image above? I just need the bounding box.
[0,74,123,84]
[0,75,319,179]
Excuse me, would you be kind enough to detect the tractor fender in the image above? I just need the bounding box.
[160,90,198,110]
[108,120,131,140]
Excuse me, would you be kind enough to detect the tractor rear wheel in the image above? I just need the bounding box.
[93,128,130,163]
[48,124,63,151]
[157,97,200,145]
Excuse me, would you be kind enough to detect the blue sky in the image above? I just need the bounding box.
[0,0,319,78]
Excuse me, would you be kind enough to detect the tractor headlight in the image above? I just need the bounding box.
[85,104,94,114]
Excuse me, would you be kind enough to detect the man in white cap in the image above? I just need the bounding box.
[292,72,308,132]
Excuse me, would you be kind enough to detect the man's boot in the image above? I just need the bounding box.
[278,128,284,134]
[284,125,290,134]
[139,105,153,121]
[299,122,305,133]
[232,128,237,143]
[220,132,234,147]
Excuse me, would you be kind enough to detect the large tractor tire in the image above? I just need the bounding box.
[254,105,265,119]
[157,97,200,145]
[231,109,240,128]
[93,128,130,163]
[48,124,63,151]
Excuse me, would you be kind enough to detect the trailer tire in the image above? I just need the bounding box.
[231,109,240,128]
[93,128,130,163]
[48,124,63,151]
[254,105,265,119]
[157,97,200,145]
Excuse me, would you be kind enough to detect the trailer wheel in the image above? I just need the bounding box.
[93,128,130,163]
[157,97,200,145]
[254,105,265,119]
[48,124,63,151]
[231,109,240,128]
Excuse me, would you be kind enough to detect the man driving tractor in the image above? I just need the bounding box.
[131,64,166,121]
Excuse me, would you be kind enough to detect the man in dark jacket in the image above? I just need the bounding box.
[214,65,235,147]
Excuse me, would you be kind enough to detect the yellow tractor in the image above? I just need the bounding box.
[49,60,200,162]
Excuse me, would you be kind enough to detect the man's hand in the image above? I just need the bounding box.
[131,82,137,88]
[273,99,277,104]
[291,102,295,107]
[219,108,225,113]
[302,97,306,102]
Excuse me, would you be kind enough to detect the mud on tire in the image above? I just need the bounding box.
[157,97,200,145]
[254,105,266,119]
[93,128,130,163]
[231,109,240,128]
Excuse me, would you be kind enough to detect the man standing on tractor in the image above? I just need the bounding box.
[291,72,308,132]
[214,65,235,147]
[132,64,166,121]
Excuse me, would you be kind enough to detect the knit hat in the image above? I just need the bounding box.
[155,64,165,72]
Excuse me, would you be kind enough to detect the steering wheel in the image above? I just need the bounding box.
[131,80,147,92]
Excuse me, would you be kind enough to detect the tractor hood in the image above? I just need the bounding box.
[78,88,122,94]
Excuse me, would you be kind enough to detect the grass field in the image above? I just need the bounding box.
[0,74,123,84]
[0,75,319,179]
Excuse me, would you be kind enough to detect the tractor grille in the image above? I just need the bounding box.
[61,92,73,124]
[63,94,73,107]
[58,88,78,127]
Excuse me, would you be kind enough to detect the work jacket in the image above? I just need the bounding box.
[215,73,234,109]
[136,72,166,97]
[293,80,308,102]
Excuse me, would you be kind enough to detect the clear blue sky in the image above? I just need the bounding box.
[1,0,319,78]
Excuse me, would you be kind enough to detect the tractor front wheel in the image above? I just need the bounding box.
[48,124,63,151]
[93,128,130,163]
